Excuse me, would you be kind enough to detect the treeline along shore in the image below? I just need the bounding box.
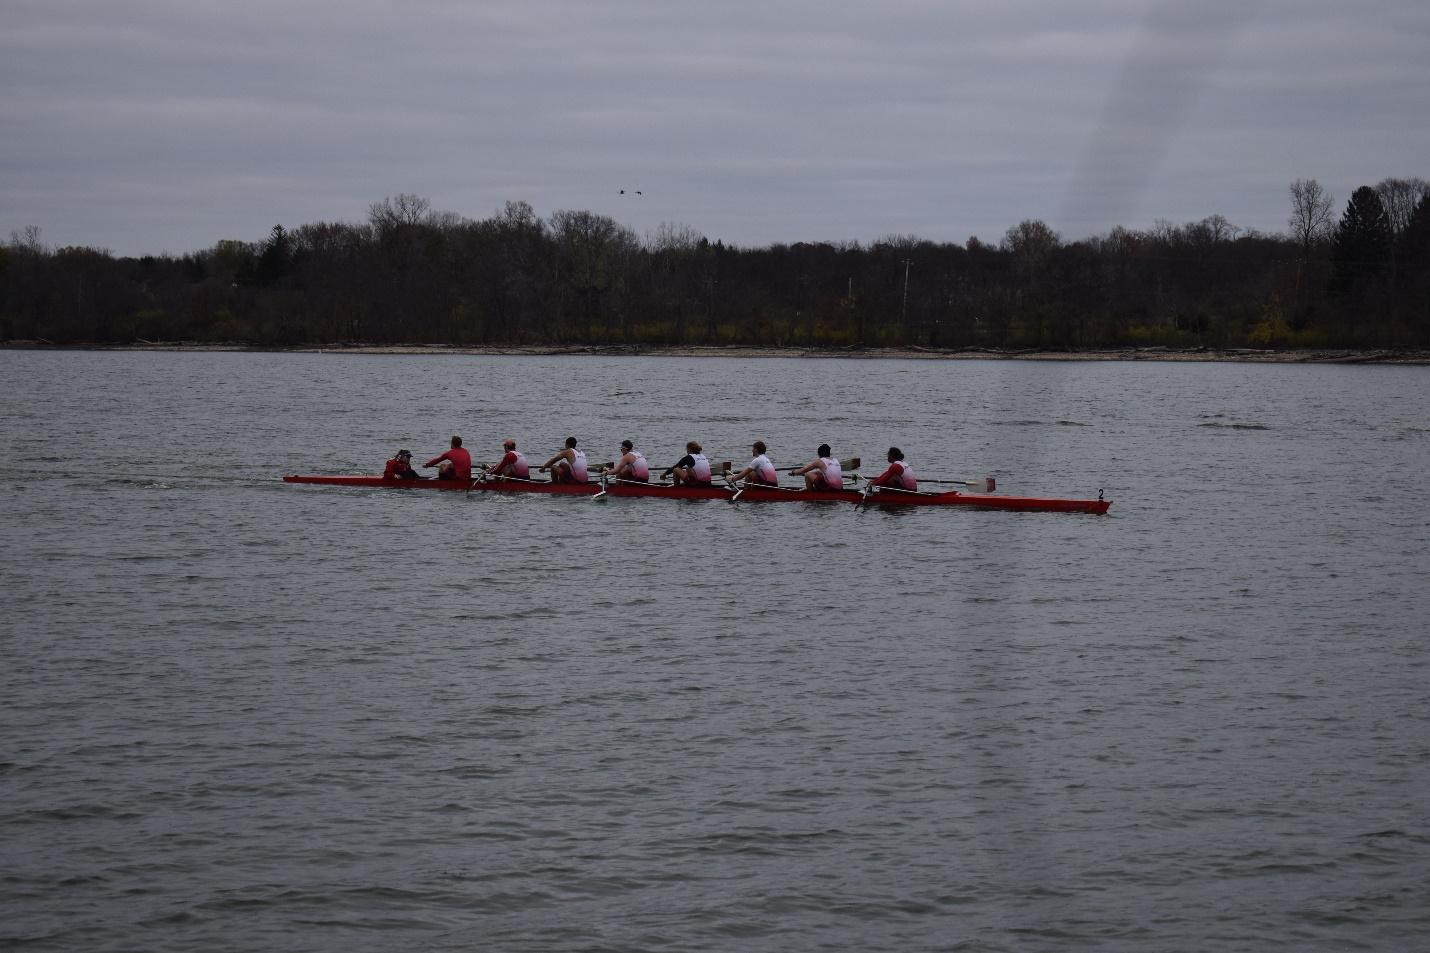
[4,179,1429,352]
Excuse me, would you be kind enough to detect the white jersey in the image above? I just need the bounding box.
[570,449,588,482]
[629,451,649,480]
[749,453,777,484]
[690,452,712,482]
[508,451,529,478]
[820,456,843,490]
[895,461,916,490]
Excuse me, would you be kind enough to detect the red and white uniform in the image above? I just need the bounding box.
[623,451,649,481]
[873,460,916,490]
[569,449,588,483]
[748,453,778,485]
[492,450,529,478]
[689,452,712,482]
[816,456,843,490]
[425,447,472,480]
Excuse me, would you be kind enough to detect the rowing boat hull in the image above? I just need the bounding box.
[605,481,730,500]
[737,486,863,503]
[602,482,861,502]
[604,480,1108,511]
[283,475,1111,512]
[469,478,600,496]
[281,474,602,496]
[283,474,471,490]
[869,489,1111,513]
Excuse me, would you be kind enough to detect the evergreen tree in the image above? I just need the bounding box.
[1331,186,1391,300]
[254,225,291,286]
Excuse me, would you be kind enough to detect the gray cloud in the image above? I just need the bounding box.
[3,0,1427,255]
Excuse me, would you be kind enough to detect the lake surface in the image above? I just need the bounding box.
[2,350,1428,952]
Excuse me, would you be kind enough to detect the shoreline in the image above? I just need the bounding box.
[5,341,1430,364]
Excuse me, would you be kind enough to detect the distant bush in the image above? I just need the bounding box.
[1289,327,1331,348]
[1127,324,1194,347]
[630,321,675,344]
[1248,315,1293,347]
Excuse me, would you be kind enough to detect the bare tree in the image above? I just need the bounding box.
[873,234,927,254]
[496,200,542,233]
[1002,219,1060,278]
[7,225,45,254]
[1374,177,1430,236]
[1194,214,1240,244]
[647,221,704,253]
[1288,178,1334,255]
[368,193,433,233]
[549,210,640,339]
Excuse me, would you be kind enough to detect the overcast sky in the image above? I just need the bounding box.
[4,0,1427,256]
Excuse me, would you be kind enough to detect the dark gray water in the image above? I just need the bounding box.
[3,350,1428,952]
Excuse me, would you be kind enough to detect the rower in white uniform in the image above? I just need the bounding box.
[539,436,588,484]
[611,440,650,482]
[664,441,713,486]
[730,440,779,486]
[793,444,844,490]
[486,438,530,479]
[869,446,917,490]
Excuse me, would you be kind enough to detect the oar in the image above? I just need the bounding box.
[847,473,992,491]
[660,460,733,479]
[479,474,547,486]
[727,478,787,502]
[738,482,805,494]
[482,460,615,469]
[918,476,995,491]
[486,461,614,479]
[479,474,607,496]
[856,478,875,511]
[537,460,614,474]
[863,484,959,502]
[856,481,947,504]
[775,457,861,473]
[593,475,681,501]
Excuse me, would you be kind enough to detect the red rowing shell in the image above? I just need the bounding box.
[601,480,1108,511]
[283,474,472,490]
[603,481,858,502]
[283,475,1110,513]
[282,474,602,495]
[868,488,1111,513]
